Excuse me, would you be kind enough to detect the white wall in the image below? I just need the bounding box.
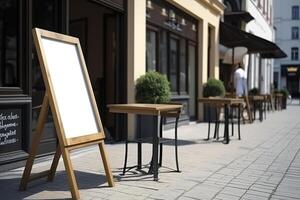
[245,0,274,94]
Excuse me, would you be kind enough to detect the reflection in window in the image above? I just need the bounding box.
[146,30,157,71]
[291,47,299,60]
[159,30,167,74]
[180,39,186,93]
[170,38,178,92]
[0,0,19,87]
[32,0,58,136]
[188,44,196,118]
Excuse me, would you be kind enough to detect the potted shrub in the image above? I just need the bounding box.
[135,71,171,138]
[280,88,289,109]
[248,87,259,96]
[135,71,171,104]
[202,78,225,121]
[203,78,226,98]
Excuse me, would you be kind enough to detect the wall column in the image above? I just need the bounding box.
[210,24,220,78]
[198,19,208,121]
[127,0,146,138]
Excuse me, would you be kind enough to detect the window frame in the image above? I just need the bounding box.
[0,0,29,95]
[292,6,299,20]
[292,26,299,40]
[291,47,299,60]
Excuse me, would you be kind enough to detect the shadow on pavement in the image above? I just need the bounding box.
[0,170,109,199]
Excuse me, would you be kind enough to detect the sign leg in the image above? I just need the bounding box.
[98,142,115,187]
[19,95,49,191]
[47,146,61,182]
[61,147,80,200]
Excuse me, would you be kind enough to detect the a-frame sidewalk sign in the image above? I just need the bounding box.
[19,28,114,200]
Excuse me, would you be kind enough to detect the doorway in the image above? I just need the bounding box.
[69,0,126,140]
[287,75,300,98]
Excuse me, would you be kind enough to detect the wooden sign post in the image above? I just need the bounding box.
[19,28,114,199]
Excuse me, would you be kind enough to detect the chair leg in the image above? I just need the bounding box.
[159,117,163,167]
[174,116,180,172]
[123,140,128,175]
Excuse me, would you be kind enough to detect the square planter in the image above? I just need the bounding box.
[203,105,219,122]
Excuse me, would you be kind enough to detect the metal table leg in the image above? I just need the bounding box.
[159,117,163,167]
[152,115,160,181]
[223,104,230,144]
[123,140,128,175]
[207,105,211,140]
[259,101,263,122]
[238,104,241,140]
[137,143,142,170]
[174,115,180,172]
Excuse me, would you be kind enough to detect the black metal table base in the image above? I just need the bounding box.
[122,115,180,180]
[207,105,241,144]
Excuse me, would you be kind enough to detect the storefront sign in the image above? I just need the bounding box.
[287,67,298,76]
[287,67,298,73]
[0,109,22,153]
[281,65,300,76]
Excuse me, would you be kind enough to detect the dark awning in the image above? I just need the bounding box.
[224,11,254,23]
[220,22,287,58]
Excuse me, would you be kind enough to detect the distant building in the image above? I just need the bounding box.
[245,0,274,94]
[221,0,275,94]
[274,0,300,98]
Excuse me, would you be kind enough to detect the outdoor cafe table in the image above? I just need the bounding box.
[248,95,265,121]
[107,103,182,181]
[274,93,283,110]
[198,97,244,144]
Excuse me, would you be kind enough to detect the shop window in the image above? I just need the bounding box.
[146,29,157,71]
[31,0,62,150]
[292,6,299,20]
[188,43,196,119]
[0,0,19,87]
[291,47,299,60]
[292,27,299,39]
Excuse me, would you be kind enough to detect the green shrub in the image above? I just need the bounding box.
[280,88,289,98]
[248,87,259,95]
[273,89,280,94]
[135,71,171,103]
[202,78,225,97]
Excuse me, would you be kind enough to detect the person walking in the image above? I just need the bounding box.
[234,64,247,97]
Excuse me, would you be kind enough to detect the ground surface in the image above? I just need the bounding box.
[1,103,300,200]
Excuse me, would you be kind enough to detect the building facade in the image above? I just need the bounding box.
[245,0,274,94]
[0,0,224,171]
[274,0,300,97]
[221,0,275,94]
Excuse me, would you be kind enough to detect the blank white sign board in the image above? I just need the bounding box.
[41,37,99,139]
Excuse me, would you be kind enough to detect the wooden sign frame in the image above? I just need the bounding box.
[19,28,114,199]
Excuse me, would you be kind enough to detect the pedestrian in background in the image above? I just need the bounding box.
[234,63,247,97]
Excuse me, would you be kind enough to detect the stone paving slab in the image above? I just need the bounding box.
[1,105,300,199]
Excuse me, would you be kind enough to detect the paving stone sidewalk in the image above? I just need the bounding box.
[1,104,300,200]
